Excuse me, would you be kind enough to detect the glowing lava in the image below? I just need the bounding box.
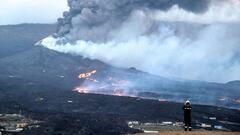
[74,87,89,93]
[78,70,97,79]
[113,89,124,96]
[75,72,135,97]
[78,70,99,82]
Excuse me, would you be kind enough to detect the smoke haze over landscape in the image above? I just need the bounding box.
[40,0,240,83]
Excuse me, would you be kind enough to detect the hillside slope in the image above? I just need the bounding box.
[0,24,56,58]
[0,24,239,109]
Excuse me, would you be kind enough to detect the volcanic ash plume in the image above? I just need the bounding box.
[39,0,240,82]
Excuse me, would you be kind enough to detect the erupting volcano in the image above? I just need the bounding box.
[39,0,240,83]
[1,0,240,134]
[35,0,240,109]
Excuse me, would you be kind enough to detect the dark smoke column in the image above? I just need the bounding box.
[56,0,209,42]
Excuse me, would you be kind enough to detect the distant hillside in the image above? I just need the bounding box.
[226,80,240,87]
[0,23,56,58]
[0,46,239,109]
[0,24,239,109]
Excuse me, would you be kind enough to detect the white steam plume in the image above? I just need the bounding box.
[154,0,240,24]
[39,0,240,83]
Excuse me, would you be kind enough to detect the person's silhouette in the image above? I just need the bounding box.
[183,100,192,131]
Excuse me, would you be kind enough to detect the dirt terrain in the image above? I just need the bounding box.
[134,131,240,135]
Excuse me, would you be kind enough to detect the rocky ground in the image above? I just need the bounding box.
[134,131,240,135]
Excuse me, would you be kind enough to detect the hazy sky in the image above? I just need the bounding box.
[0,0,68,25]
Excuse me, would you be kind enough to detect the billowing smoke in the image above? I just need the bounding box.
[39,0,240,83]
[55,0,210,41]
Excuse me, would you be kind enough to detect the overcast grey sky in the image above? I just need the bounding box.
[0,0,68,25]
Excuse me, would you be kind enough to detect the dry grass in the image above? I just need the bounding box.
[134,131,240,135]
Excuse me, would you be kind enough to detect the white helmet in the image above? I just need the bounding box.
[185,100,190,105]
